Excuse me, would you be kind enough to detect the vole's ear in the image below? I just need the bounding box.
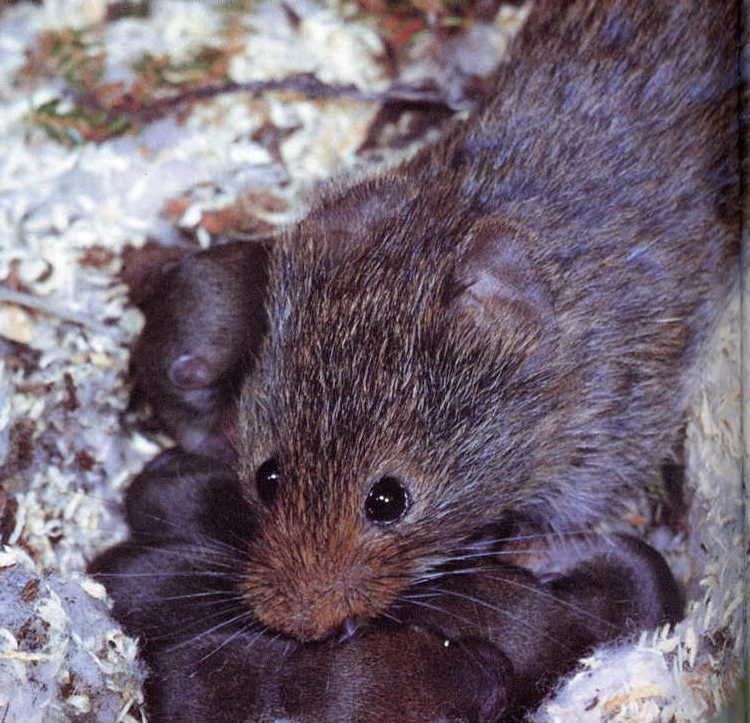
[449,216,553,338]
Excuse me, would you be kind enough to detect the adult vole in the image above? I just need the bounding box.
[131,0,738,642]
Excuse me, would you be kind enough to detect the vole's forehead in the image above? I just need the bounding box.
[263,261,430,408]
[244,238,512,485]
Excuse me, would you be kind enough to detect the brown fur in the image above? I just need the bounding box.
[231,0,739,640]
[128,0,738,643]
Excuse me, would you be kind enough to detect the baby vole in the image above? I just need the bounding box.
[130,242,268,460]
[131,0,737,642]
[90,449,682,722]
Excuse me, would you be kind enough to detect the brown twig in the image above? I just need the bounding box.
[68,72,469,126]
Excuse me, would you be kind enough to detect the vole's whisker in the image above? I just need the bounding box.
[412,566,485,584]
[473,529,594,545]
[423,587,574,653]
[149,589,246,604]
[223,528,257,554]
[484,573,617,629]
[131,510,250,557]
[93,570,244,581]
[164,609,257,653]
[400,597,479,629]
[434,548,542,563]
[121,542,244,569]
[380,610,402,625]
[144,602,255,643]
[400,592,443,600]
[122,497,249,548]
[281,639,296,659]
[188,621,267,674]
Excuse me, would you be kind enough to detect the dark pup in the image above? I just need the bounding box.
[131,242,268,460]
[90,451,682,722]
[129,0,737,646]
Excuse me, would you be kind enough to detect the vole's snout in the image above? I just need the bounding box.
[240,480,413,642]
[242,530,408,642]
[249,573,370,642]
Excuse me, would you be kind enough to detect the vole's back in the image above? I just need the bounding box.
[236,0,738,639]
[440,0,741,523]
[468,0,738,340]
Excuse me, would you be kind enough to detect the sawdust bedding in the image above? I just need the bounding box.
[0,1,745,721]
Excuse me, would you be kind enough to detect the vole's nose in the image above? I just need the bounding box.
[244,540,395,642]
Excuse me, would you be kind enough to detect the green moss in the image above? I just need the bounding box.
[29,99,132,146]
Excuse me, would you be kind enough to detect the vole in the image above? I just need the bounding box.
[130,0,738,643]
[90,450,682,722]
[130,242,267,460]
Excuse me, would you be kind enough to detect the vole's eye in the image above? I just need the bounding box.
[256,458,280,506]
[365,476,409,524]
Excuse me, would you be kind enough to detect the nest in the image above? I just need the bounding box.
[0,1,745,721]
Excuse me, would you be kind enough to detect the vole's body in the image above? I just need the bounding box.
[132,0,738,642]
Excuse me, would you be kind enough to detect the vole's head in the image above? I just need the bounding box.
[235,175,556,641]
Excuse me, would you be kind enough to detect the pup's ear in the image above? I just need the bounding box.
[450,216,553,340]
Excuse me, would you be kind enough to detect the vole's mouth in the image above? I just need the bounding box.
[336,616,363,642]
